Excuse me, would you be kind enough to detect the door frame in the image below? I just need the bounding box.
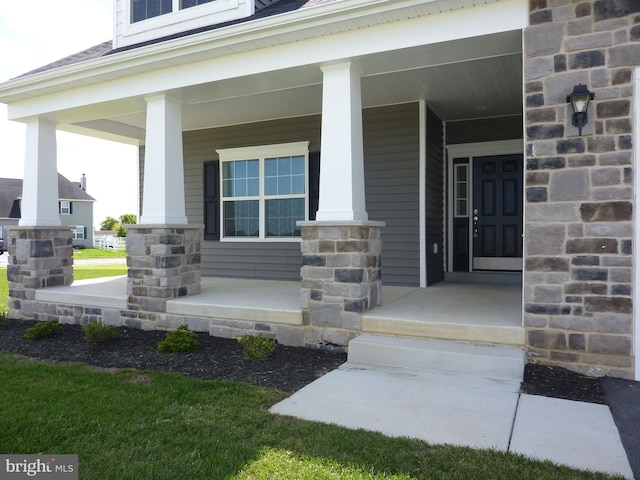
[446,139,524,273]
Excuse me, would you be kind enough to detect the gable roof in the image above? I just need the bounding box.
[15,0,339,79]
[0,174,95,219]
[0,178,23,219]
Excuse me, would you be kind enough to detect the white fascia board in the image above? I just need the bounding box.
[3,0,526,121]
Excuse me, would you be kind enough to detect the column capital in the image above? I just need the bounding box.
[320,61,363,77]
[144,92,183,105]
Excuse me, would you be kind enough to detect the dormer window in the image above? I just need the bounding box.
[182,0,215,8]
[131,0,218,23]
[132,0,173,23]
[116,0,271,49]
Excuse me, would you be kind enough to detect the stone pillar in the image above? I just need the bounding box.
[7,227,73,320]
[126,225,202,318]
[299,221,384,347]
[523,0,638,379]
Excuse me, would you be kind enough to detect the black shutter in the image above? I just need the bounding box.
[204,160,220,241]
[58,201,61,214]
[69,202,73,215]
[309,151,320,221]
[83,226,87,240]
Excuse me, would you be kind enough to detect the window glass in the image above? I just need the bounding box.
[132,0,172,23]
[181,0,215,8]
[222,159,259,197]
[266,198,304,237]
[224,201,259,237]
[265,156,305,196]
[454,164,468,218]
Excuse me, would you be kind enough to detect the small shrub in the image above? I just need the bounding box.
[0,311,8,329]
[238,335,277,361]
[24,319,63,340]
[157,325,200,353]
[82,322,119,345]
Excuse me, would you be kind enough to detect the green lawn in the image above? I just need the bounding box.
[73,248,127,258]
[0,355,618,480]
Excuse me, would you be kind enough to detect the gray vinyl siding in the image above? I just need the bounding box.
[59,200,93,248]
[363,104,420,286]
[183,116,321,281]
[179,103,420,285]
[425,106,445,285]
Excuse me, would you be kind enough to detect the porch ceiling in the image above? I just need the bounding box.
[65,29,523,143]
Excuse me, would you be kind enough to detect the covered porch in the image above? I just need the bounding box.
[34,274,523,348]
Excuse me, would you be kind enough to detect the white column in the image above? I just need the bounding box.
[140,94,188,225]
[316,62,368,221]
[19,117,61,226]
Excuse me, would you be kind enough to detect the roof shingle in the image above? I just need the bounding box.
[0,174,95,219]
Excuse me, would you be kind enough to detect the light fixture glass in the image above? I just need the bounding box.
[566,84,594,136]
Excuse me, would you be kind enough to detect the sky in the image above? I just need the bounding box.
[0,0,139,230]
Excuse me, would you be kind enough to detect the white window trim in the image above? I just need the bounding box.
[72,225,85,240]
[217,141,310,242]
[60,200,71,215]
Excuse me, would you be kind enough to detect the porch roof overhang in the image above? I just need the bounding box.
[0,0,527,145]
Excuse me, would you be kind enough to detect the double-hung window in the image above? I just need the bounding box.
[217,142,309,241]
[59,201,72,215]
[72,226,86,240]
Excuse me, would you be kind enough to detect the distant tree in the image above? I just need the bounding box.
[117,213,137,237]
[119,213,137,225]
[100,216,121,232]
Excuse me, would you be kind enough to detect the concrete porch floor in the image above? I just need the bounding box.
[35,274,524,345]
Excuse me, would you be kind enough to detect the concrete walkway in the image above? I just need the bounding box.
[271,361,634,479]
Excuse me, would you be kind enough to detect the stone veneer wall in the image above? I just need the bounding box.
[6,227,74,320]
[524,0,640,378]
[126,225,202,320]
[299,221,384,347]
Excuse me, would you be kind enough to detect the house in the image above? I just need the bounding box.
[0,174,95,248]
[0,0,638,381]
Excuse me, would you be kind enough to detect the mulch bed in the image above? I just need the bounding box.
[0,318,615,402]
[0,319,346,393]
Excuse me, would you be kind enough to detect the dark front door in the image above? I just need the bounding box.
[472,154,523,271]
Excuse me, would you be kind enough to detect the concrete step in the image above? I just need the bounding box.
[347,334,525,384]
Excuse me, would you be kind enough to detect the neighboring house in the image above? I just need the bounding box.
[0,174,95,248]
[0,0,638,380]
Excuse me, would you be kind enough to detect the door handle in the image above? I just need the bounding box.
[473,208,479,238]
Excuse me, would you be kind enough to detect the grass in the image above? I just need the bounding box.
[0,355,619,480]
[73,248,127,258]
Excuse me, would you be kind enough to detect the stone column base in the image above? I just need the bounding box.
[6,227,73,320]
[126,225,202,317]
[299,220,384,347]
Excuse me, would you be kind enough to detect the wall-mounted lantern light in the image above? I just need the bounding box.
[566,84,594,136]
